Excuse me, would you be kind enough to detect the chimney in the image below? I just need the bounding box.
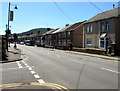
[113,4,115,9]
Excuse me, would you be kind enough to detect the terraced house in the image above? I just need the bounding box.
[83,7,120,55]
[51,21,85,50]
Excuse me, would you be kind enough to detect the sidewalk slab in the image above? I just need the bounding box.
[0,47,22,63]
[66,50,120,61]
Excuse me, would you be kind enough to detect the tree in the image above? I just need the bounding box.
[5,29,11,35]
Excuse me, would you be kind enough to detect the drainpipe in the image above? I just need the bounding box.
[83,26,85,48]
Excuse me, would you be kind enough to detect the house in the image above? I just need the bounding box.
[83,7,120,55]
[42,29,56,47]
[52,25,74,49]
[72,21,85,48]
[51,21,85,50]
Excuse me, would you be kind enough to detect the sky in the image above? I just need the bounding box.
[1,1,119,35]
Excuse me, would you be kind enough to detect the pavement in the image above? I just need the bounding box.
[44,47,119,61]
[66,50,120,61]
[0,46,22,63]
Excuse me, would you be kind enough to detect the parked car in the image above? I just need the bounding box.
[35,40,41,47]
[24,40,35,46]
[20,41,24,45]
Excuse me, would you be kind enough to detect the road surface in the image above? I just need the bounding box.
[1,44,119,89]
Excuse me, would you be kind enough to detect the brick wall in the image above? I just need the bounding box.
[72,24,83,48]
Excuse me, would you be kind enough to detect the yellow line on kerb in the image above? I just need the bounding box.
[31,82,70,91]
[31,83,63,91]
[0,82,70,91]
[48,83,69,90]
[0,83,23,87]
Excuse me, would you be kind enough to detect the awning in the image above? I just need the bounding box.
[100,33,107,38]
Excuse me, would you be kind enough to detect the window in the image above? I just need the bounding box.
[87,25,89,33]
[100,38,104,48]
[87,24,92,33]
[63,32,66,38]
[68,31,71,35]
[100,38,109,49]
[86,38,92,45]
[100,22,104,32]
[59,33,61,38]
[105,22,110,32]
[89,24,92,33]
[67,31,71,38]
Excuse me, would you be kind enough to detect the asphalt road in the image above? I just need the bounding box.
[1,44,119,89]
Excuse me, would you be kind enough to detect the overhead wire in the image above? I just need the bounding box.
[52,0,74,22]
[88,0,104,13]
[88,0,112,16]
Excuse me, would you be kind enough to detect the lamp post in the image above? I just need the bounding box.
[6,2,18,51]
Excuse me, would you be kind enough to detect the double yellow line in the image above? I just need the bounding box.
[0,82,70,91]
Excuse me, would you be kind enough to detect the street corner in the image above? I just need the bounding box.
[0,82,70,91]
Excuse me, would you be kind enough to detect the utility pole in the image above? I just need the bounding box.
[6,2,18,51]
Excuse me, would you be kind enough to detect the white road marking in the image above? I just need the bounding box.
[21,56,45,83]
[24,63,28,66]
[28,67,32,70]
[0,67,25,70]
[72,60,83,64]
[22,57,28,61]
[101,67,120,74]
[34,74,40,79]
[56,55,59,57]
[38,79,45,83]
[16,61,23,68]
[21,60,25,63]
[30,71,36,74]
[26,65,30,68]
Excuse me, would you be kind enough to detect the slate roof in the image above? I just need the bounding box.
[42,29,58,35]
[52,24,73,34]
[84,7,120,24]
[51,21,85,34]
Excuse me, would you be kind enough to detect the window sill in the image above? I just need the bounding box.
[87,44,92,46]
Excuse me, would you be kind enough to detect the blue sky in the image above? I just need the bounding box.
[1,1,119,34]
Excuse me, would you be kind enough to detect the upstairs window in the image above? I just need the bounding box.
[67,31,71,38]
[68,31,71,35]
[89,24,92,33]
[100,22,105,32]
[105,22,110,32]
[87,24,92,33]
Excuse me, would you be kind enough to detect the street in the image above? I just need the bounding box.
[1,44,119,89]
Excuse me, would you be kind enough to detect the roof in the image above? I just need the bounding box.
[52,25,73,34]
[84,7,120,24]
[52,21,85,34]
[42,29,57,35]
[100,33,107,38]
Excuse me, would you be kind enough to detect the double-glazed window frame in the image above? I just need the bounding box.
[100,21,110,32]
[86,38,92,46]
[99,38,109,49]
[86,24,92,33]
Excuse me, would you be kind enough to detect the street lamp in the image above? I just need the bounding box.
[6,2,18,51]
